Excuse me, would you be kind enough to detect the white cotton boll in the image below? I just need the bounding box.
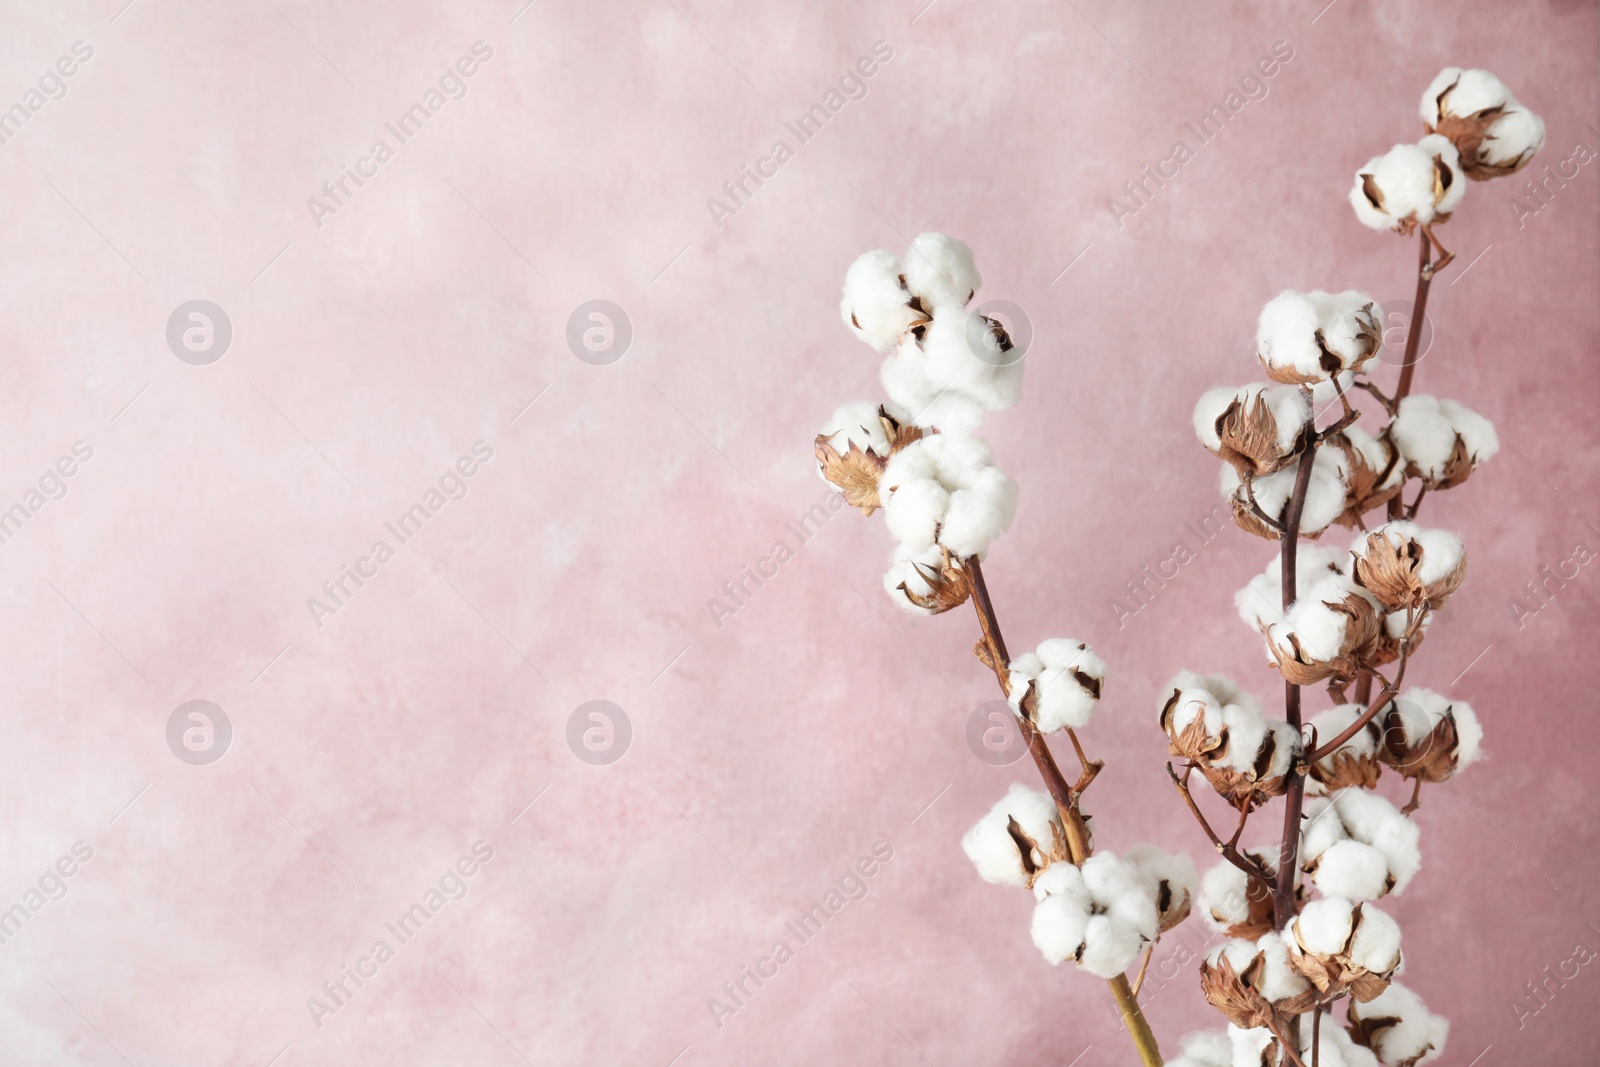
[1359,520,1465,589]
[1350,143,1446,230]
[1421,67,1512,124]
[1354,982,1450,1065]
[1309,703,1379,762]
[882,542,946,615]
[1193,384,1311,456]
[1229,447,1347,533]
[1483,104,1545,166]
[1235,546,1346,632]
[882,477,947,550]
[1299,795,1351,864]
[1314,840,1391,901]
[1194,387,1240,452]
[1418,134,1467,214]
[1260,721,1301,782]
[1216,703,1270,775]
[1083,853,1159,942]
[1015,638,1106,733]
[1199,858,1256,932]
[1077,914,1145,978]
[841,249,919,350]
[820,401,892,457]
[1032,856,1091,906]
[1304,1024,1381,1067]
[1229,1025,1275,1067]
[1344,424,1404,492]
[1167,1031,1234,1067]
[1450,699,1484,770]
[1348,904,1403,974]
[1254,931,1313,1001]
[1393,687,1485,772]
[902,232,980,310]
[961,783,1061,887]
[1294,897,1357,955]
[1257,291,1328,381]
[1128,844,1198,928]
[1437,397,1500,464]
[1318,290,1383,373]
[1207,937,1261,976]
[1031,892,1091,965]
[1389,395,1456,477]
[1333,789,1421,894]
[939,466,1016,558]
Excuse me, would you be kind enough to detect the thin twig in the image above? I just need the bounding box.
[1130,944,1156,998]
[1308,606,1426,762]
[1167,763,1274,893]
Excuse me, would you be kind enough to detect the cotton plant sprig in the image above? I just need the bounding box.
[1166,69,1541,1067]
[814,233,1185,1066]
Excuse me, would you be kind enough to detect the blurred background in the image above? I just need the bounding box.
[0,0,1594,1063]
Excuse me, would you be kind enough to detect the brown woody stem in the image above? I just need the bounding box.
[1274,439,1319,932]
[964,556,1163,1067]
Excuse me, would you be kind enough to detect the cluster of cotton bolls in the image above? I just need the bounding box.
[1300,788,1421,901]
[1160,673,1300,809]
[1167,1025,1387,1067]
[1352,68,1542,243]
[880,431,1016,559]
[962,783,1196,978]
[840,233,1022,434]
[1006,638,1106,734]
[1422,67,1545,180]
[1263,571,1381,687]
[1388,394,1499,490]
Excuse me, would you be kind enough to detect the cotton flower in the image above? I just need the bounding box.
[962,783,1069,889]
[1030,853,1159,977]
[1159,673,1298,809]
[1389,394,1499,489]
[880,432,1016,558]
[1200,932,1316,1029]
[1194,383,1312,478]
[815,402,923,514]
[1199,849,1281,940]
[1422,67,1545,180]
[1007,638,1106,734]
[1301,789,1421,899]
[1127,844,1198,933]
[882,542,970,615]
[1222,445,1350,541]
[1264,574,1381,686]
[1349,137,1466,234]
[1165,1030,1233,1067]
[1380,688,1484,784]
[1349,521,1467,613]
[1306,703,1384,793]
[1256,290,1383,385]
[1325,426,1404,527]
[1347,980,1450,1066]
[845,234,1022,433]
[1287,898,1403,1002]
[1235,545,1348,633]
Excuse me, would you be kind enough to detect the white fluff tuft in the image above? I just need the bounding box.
[1008,638,1107,733]
[1352,981,1450,1065]
[961,782,1061,888]
[881,433,1016,557]
[1257,290,1382,381]
[903,232,980,311]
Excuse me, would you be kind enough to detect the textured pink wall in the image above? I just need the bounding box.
[0,0,1595,1064]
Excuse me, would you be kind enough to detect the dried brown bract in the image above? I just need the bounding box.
[813,406,924,515]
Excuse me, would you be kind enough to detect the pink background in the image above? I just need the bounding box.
[1,0,1596,1064]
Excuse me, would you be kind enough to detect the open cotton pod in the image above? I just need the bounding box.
[1300,788,1421,900]
[1422,67,1545,179]
[879,432,1016,559]
[1305,704,1385,792]
[1349,136,1466,237]
[1193,383,1312,478]
[1349,521,1466,613]
[1127,844,1198,934]
[840,249,930,350]
[1030,854,1160,977]
[1198,848,1285,941]
[1256,290,1383,385]
[1164,1031,1234,1067]
[1287,898,1403,1002]
[1389,394,1499,490]
[882,542,970,615]
[1326,427,1404,527]
[961,783,1071,889]
[1347,980,1450,1066]
[1379,688,1484,784]
[1007,638,1106,734]
[1200,932,1317,1030]
[814,402,923,514]
[1222,445,1351,542]
[1159,673,1299,810]
[1264,574,1382,686]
